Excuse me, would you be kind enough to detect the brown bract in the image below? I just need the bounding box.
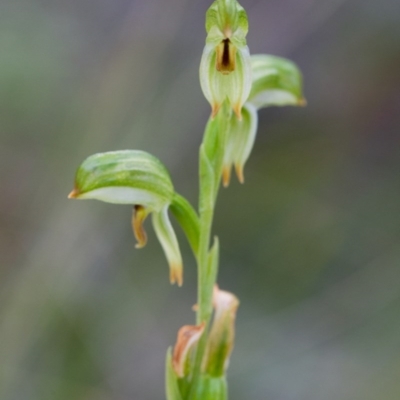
[172,323,206,378]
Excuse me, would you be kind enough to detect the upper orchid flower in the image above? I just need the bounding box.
[200,0,252,120]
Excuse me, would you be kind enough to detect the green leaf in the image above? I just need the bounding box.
[248,54,306,109]
[204,237,220,317]
[170,194,200,256]
[69,150,174,211]
[166,348,183,400]
[199,145,215,216]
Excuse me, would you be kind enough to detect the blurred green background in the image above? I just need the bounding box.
[1,0,400,399]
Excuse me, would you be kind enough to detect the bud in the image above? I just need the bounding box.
[172,323,205,378]
[68,150,185,285]
[200,0,252,119]
[203,286,239,377]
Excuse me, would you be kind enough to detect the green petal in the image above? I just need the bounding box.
[225,45,252,119]
[200,44,225,117]
[248,54,306,109]
[205,1,221,33]
[206,0,248,37]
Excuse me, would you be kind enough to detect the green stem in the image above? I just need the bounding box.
[188,102,230,399]
[198,103,229,323]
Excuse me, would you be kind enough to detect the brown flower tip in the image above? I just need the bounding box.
[67,188,80,199]
[212,285,240,314]
[169,263,183,287]
[234,163,245,184]
[132,205,149,249]
[222,165,232,188]
[211,102,222,119]
[298,97,307,107]
[172,323,206,378]
[232,103,242,120]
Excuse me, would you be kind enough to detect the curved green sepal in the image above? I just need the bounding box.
[170,194,200,256]
[191,375,227,400]
[152,206,183,286]
[166,348,183,400]
[69,150,174,211]
[248,55,306,109]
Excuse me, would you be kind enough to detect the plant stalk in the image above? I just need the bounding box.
[189,102,230,399]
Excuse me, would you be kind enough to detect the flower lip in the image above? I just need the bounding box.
[132,205,149,249]
[216,39,236,74]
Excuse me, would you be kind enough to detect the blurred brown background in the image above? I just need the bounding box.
[1,0,400,399]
